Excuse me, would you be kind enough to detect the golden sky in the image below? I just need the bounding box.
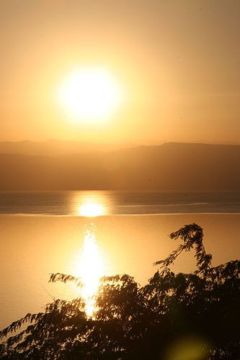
[1,0,240,145]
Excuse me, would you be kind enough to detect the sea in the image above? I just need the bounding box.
[0,191,240,329]
[1,191,240,215]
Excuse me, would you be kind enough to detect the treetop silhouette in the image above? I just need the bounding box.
[0,224,239,359]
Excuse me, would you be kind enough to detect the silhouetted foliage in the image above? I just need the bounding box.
[0,224,239,359]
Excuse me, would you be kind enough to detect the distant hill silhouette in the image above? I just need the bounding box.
[0,140,119,156]
[0,142,240,191]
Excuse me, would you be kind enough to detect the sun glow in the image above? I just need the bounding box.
[57,67,123,122]
[73,230,105,316]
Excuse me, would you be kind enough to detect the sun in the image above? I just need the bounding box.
[57,67,123,122]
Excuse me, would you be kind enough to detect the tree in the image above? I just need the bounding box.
[0,224,239,359]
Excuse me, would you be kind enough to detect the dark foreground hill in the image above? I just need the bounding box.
[0,143,240,191]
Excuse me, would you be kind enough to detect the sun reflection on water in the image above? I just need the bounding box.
[72,192,110,217]
[72,229,105,316]
[78,201,107,217]
[70,193,110,315]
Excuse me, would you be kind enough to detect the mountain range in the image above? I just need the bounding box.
[0,142,239,191]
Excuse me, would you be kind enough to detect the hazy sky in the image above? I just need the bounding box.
[1,0,240,145]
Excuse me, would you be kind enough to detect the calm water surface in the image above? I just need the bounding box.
[1,191,240,328]
[1,191,240,215]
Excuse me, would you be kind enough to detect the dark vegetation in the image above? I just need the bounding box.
[0,224,239,359]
